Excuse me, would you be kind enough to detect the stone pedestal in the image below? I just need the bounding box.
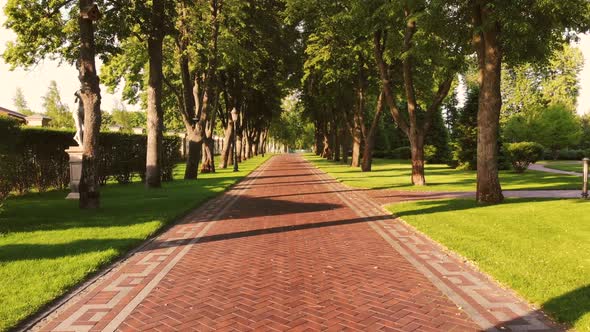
[65,146,84,200]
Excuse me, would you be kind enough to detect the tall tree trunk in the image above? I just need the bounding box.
[473,1,504,204]
[314,120,323,155]
[351,125,362,167]
[236,130,243,162]
[322,130,332,159]
[362,91,384,172]
[341,127,349,165]
[245,136,252,159]
[145,0,165,188]
[373,27,452,187]
[220,122,233,168]
[409,131,426,185]
[201,138,215,173]
[334,123,341,162]
[78,0,101,209]
[179,30,198,179]
[185,134,200,179]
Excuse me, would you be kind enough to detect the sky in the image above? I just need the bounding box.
[0,0,131,114]
[0,1,589,115]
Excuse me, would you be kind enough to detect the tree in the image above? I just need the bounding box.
[372,1,467,185]
[450,87,478,170]
[579,114,590,152]
[503,104,582,158]
[541,45,584,110]
[3,0,120,209]
[13,88,32,115]
[77,0,103,209]
[145,0,167,188]
[501,45,584,121]
[468,0,590,204]
[42,81,74,129]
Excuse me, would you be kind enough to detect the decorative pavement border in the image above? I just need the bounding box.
[308,164,563,332]
[29,159,273,332]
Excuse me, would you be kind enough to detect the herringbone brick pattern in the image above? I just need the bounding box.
[33,155,559,331]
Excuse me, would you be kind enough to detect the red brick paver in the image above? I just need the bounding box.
[34,155,559,331]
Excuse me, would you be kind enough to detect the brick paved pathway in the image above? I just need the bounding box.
[33,155,560,332]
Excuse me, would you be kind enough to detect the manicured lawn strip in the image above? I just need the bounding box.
[386,198,590,331]
[0,156,269,332]
[539,160,584,174]
[305,154,581,191]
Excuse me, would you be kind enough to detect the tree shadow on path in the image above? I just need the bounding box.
[485,285,590,331]
[223,195,343,220]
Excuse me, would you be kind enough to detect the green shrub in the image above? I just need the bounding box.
[505,142,545,173]
[0,125,182,196]
[424,145,437,163]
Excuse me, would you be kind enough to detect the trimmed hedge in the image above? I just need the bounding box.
[0,116,181,197]
[505,142,545,173]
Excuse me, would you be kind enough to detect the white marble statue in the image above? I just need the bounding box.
[73,91,84,146]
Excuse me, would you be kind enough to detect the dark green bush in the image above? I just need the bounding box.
[545,149,587,161]
[372,150,387,159]
[505,142,545,173]
[424,145,437,164]
[0,124,182,196]
[391,146,411,160]
[0,116,21,203]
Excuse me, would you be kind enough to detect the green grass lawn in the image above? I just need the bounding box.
[305,154,581,191]
[539,160,584,173]
[387,198,590,331]
[0,156,269,331]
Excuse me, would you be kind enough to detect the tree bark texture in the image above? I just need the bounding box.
[361,91,384,172]
[145,0,165,188]
[78,0,102,209]
[373,26,453,186]
[473,1,504,204]
[220,121,233,168]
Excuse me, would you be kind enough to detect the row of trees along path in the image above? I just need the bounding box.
[288,0,589,203]
[4,0,589,208]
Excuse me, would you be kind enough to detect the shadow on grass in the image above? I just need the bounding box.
[0,239,138,262]
[542,285,590,330]
[486,284,590,331]
[0,173,250,234]
[390,198,562,218]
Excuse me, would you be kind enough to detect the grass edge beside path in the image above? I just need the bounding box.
[386,198,590,332]
[305,153,581,192]
[0,155,270,332]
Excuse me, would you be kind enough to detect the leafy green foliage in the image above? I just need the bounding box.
[579,114,590,151]
[505,142,545,173]
[12,88,32,115]
[450,87,478,170]
[42,81,73,129]
[0,116,21,205]
[269,95,314,150]
[0,127,181,195]
[503,104,582,158]
[425,110,451,164]
[501,45,584,119]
